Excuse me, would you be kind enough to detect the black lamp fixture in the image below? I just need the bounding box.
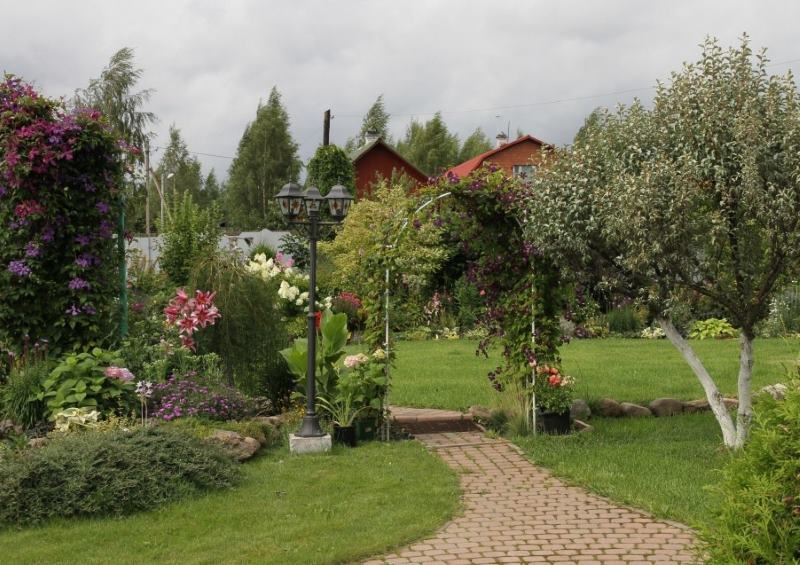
[274,182,354,438]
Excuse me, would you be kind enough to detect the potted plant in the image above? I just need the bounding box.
[317,389,365,447]
[533,364,575,434]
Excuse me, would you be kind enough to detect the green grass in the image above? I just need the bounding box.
[387,337,799,410]
[0,441,459,565]
[513,413,727,526]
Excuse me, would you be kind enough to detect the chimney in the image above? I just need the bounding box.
[364,130,380,145]
[495,132,508,148]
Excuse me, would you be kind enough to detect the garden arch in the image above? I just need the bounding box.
[379,168,565,438]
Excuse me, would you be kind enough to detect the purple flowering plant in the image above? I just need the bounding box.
[0,75,125,353]
[150,372,253,422]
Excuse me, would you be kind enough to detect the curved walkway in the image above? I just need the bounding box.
[366,409,697,564]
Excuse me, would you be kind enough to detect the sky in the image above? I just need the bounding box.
[3,0,800,181]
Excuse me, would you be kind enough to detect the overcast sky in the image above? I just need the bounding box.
[3,0,799,180]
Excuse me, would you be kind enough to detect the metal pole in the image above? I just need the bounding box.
[297,211,324,437]
[160,171,165,232]
[118,196,128,339]
[144,142,151,264]
[383,265,390,441]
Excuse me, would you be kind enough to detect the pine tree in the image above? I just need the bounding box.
[200,169,222,208]
[396,112,459,176]
[458,128,492,162]
[226,87,301,230]
[345,94,391,151]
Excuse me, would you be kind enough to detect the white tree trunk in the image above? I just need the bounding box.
[657,317,738,448]
[734,332,755,448]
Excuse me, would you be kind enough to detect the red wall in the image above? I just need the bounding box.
[483,140,544,176]
[354,145,428,199]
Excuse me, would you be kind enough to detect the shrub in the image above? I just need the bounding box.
[332,291,364,330]
[159,193,221,286]
[0,76,125,353]
[279,232,309,270]
[0,427,240,527]
[605,305,645,335]
[689,318,738,340]
[39,348,136,418]
[164,416,280,448]
[454,275,483,330]
[699,380,800,563]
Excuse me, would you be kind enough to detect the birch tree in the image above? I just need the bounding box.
[526,36,800,448]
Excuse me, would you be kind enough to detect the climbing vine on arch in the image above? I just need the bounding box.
[419,165,566,390]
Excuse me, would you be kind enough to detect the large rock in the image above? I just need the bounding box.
[759,383,788,401]
[649,398,683,417]
[207,429,261,461]
[620,402,652,418]
[28,437,49,449]
[596,398,624,418]
[683,399,710,414]
[570,399,591,421]
[253,415,285,428]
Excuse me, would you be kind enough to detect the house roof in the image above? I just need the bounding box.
[447,134,548,178]
[349,138,428,180]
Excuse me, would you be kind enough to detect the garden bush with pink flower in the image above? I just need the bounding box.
[0,76,126,353]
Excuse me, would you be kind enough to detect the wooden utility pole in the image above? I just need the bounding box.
[323,109,331,146]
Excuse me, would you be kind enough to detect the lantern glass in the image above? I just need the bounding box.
[325,184,354,220]
[304,186,323,215]
[274,183,304,219]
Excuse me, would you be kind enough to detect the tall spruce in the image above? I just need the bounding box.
[226,87,301,230]
[345,94,392,151]
[396,112,459,176]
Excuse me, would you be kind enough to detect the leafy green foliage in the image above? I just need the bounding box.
[38,348,135,418]
[305,144,355,196]
[248,241,276,261]
[191,252,292,407]
[319,181,448,350]
[457,128,492,162]
[700,380,800,563]
[0,427,240,527]
[159,193,221,286]
[225,87,301,230]
[689,318,738,340]
[281,310,349,402]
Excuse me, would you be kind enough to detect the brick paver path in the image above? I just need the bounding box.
[366,418,698,564]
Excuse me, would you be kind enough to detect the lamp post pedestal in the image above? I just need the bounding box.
[289,433,332,454]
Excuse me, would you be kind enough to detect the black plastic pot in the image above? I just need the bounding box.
[333,424,357,447]
[540,412,571,435]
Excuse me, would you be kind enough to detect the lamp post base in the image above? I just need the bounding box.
[297,415,325,437]
[289,433,332,454]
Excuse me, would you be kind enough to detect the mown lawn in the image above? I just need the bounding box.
[387,337,799,410]
[0,441,459,565]
[514,413,727,526]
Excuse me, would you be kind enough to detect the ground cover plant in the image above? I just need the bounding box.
[0,427,239,527]
[0,440,460,565]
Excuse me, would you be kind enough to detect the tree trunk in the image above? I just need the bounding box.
[657,317,738,448]
[734,331,755,448]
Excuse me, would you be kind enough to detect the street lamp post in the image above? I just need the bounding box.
[275,183,353,450]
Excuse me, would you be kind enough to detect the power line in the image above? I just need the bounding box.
[150,146,235,160]
[333,56,800,120]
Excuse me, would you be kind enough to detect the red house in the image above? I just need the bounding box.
[447,133,548,180]
[350,134,428,199]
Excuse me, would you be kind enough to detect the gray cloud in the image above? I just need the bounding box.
[3,0,799,179]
